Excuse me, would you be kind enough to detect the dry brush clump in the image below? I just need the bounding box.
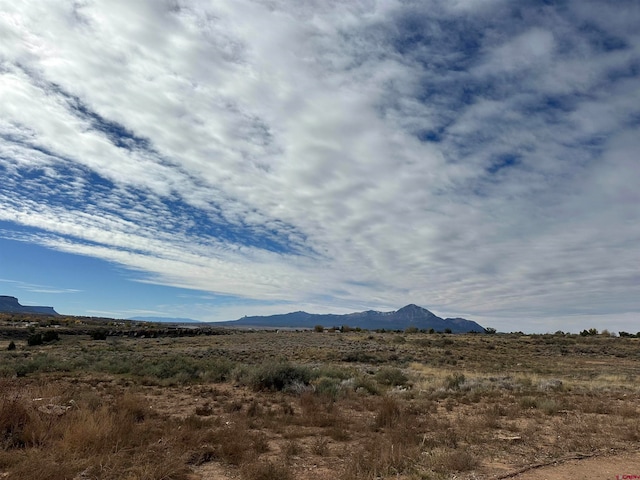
[1,381,207,480]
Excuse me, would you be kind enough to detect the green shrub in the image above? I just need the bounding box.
[248,362,314,392]
[352,376,381,395]
[316,365,352,380]
[314,376,342,399]
[580,328,598,336]
[90,330,108,340]
[42,330,59,343]
[7,341,16,351]
[374,367,408,387]
[27,333,43,346]
[139,355,201,382]
[202,358,235,383]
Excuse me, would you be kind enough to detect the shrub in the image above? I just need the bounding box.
[42,330,59,343]
[315,377,342,399]
[429,448,478,473]
[445,373,465,390]
[138,355,202,383]
[0,397,31,448]
[7,341,16,351]
[90,330,108,340]
[374,367,408,387]
[580,328,598,336]
[519,396,538,410]
[311,436,329,456]
[202,358,235,383]
[241,460,292,480]
[248,362,314,392]
[538,398,561,415]
[27,333,43,346]
[352,376,381,395]
[314,325,324,333]
[374,396,402,428]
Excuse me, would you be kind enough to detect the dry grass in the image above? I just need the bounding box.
[1,327,640,479]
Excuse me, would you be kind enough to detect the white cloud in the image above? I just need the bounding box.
[0,0,639,330]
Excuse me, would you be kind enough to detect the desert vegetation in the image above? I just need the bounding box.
[1,316,640,479]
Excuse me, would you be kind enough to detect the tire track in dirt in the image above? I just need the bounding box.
[498,451,640,480]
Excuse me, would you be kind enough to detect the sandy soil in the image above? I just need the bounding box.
[499,451,640,480]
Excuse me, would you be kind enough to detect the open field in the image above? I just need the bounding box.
[1,317,640,479]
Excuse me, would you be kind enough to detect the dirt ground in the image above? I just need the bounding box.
[3,328,640,480]
[498,451,640,480]
[188,451,640,480]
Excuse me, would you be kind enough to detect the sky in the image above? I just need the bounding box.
[0,0,639,333]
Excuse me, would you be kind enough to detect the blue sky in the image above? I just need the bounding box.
[1,0,639,332]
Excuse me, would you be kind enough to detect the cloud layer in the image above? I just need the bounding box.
[1,0,639,330]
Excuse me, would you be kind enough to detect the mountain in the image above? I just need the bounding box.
[0,296,59,316]
[129,316,200,324]
[216,304,485,333]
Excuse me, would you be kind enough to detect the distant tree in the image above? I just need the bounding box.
[42,330,59,343]
[405,326,419,334]
[580,328,599,337]
[27,333,43,346]
[340,325,352,333]
[313,325,324,333]
[428,328,435,334]
[484,327,497,335]
[444,328,452,334]
[618,331,633,338]
[91,330,108,340]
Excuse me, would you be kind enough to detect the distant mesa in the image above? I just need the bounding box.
[0,296,59,316]
[216,303,485,333]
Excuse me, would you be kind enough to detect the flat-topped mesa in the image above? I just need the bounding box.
[0,295,59,316]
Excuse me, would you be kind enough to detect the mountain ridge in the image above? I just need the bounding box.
[215,304,485,333]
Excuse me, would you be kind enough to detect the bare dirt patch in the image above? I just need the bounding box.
[501,451,640,480]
